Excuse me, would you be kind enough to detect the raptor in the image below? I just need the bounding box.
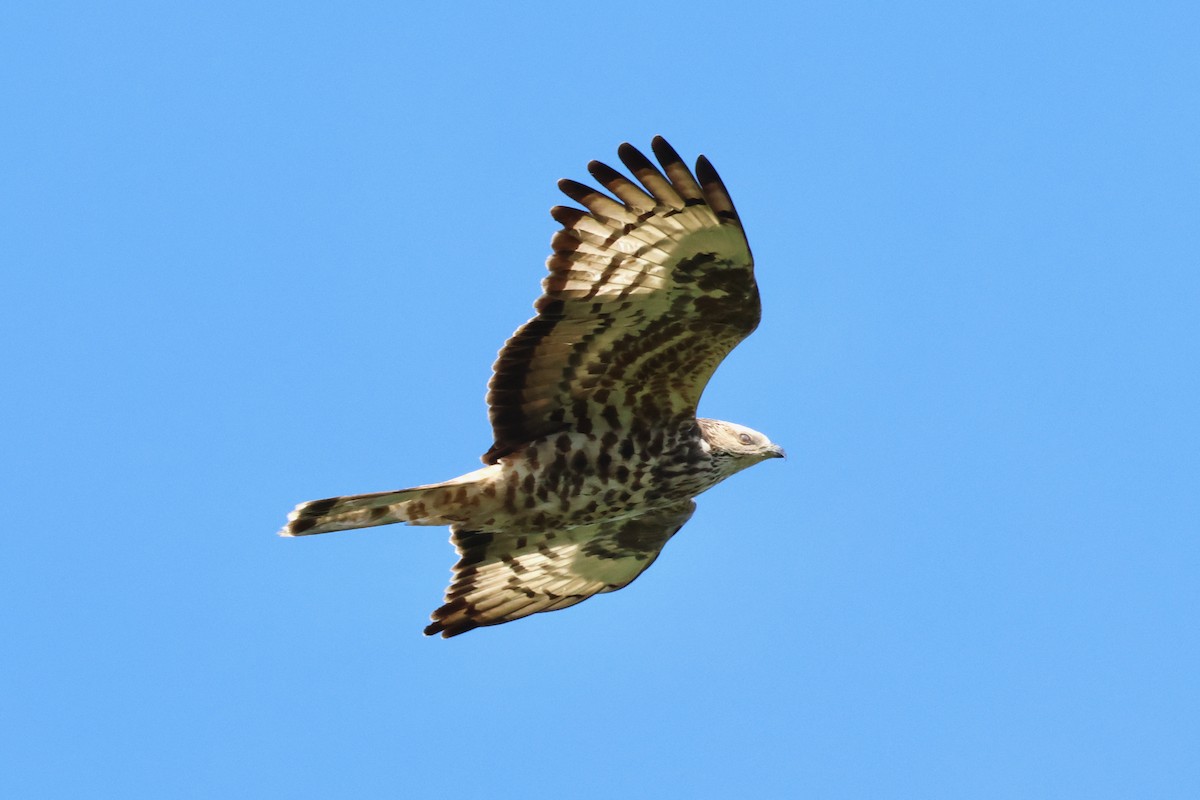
[281,137,783,637]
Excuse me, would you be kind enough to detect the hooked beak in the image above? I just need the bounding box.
[767,444,786,459]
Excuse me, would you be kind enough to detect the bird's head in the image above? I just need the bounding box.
[698,419,785,474]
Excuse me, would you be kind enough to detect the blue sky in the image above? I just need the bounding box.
[4,1,1198,797]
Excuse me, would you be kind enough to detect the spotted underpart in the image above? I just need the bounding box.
[280,137,783,638]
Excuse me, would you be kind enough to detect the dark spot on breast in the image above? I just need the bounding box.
[573,400,592,433]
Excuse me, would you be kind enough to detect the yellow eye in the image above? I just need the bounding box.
[738,433,753,445]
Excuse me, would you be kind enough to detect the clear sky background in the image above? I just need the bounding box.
[4,1,1198,797]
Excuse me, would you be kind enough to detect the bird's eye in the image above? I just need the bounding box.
[738,433,753,445]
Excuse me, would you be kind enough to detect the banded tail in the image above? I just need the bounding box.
[279,466,499,537]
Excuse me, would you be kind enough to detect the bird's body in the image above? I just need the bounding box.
[282,137,782,637]
[291,419,766,534]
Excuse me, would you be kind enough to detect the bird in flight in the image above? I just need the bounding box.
[281,137,783,637]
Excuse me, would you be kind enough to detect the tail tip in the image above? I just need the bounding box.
[277,501,317,538]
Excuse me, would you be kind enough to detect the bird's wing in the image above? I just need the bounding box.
[425,500,696,638]
[483,136,757,464]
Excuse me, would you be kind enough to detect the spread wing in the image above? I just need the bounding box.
[483,136,758,464]
[425,500,696,638]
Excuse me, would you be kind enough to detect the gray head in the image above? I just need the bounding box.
[697,418,785,476]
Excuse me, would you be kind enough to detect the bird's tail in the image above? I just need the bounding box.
[279,465,499,537]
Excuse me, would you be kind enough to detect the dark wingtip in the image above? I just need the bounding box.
[587,159,624,185]
[558,178,595,205]
[650,136,682,166]
[695,154,719,185]
[423,620,478,639]
[549,204,587,226]
[424,596,483,639]
[617,141,656,173]
[695,155,741,223]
